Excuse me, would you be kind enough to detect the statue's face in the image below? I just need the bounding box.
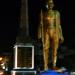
[46,1,54,10]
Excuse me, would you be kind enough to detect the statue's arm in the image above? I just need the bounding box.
[56,11,64,43]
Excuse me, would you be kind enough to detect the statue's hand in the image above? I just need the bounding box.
[59,36,64,43]
[38,38,42,42]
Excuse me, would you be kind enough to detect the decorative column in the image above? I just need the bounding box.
[11,0,35,75]
[16,0,30,44]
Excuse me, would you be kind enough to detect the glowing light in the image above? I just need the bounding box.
[47,17,51,20]
[0,71,3,75]
[0,57,3,61]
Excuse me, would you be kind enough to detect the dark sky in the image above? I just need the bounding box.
[0,0,20,52]
[0,0,75,53]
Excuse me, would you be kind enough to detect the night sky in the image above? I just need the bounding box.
[0,0,75,52]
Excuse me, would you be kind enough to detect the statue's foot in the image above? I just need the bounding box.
[52,66,63,72]
[44,67,48,71]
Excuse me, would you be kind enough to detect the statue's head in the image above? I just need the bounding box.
[45,0,54,10]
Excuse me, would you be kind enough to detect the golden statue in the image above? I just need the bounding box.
[38,0,64,70]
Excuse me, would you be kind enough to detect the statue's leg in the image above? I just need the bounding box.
[51,35,59,68]
[43,32,49,70]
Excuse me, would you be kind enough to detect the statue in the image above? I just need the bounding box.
[38,0,64,70]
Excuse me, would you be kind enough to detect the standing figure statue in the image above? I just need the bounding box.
[38,0,64,70]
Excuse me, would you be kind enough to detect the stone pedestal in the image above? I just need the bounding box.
[40,69,69,75]
[11,70,36,75]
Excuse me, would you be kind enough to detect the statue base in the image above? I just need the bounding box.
[39,67,69,75]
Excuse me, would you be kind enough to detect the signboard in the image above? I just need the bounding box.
[14,44,34,69]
